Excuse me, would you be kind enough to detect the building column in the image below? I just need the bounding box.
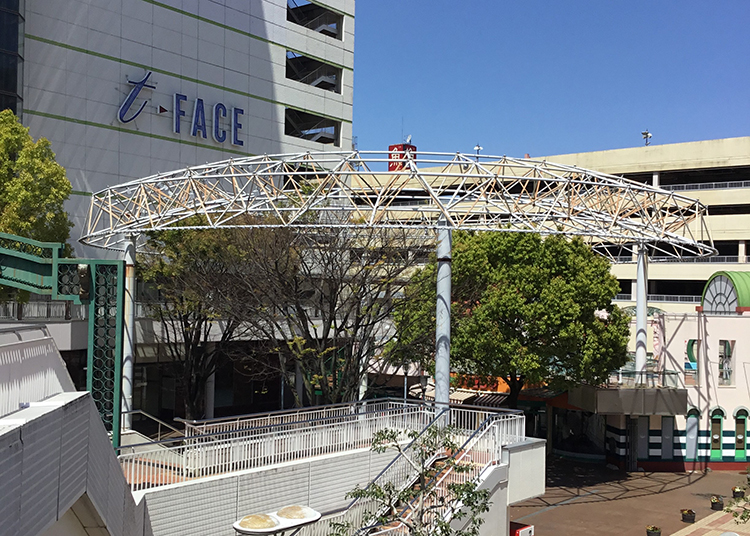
[740,240,746,263]
[635,244,649,385]
[434,225,452,410]
[122,237,137,430]
[205,370,215,419]
[652,171,660,189]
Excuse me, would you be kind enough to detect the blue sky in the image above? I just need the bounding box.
[352,1,750,158]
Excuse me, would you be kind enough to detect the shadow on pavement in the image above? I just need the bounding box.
[515,457,711,509]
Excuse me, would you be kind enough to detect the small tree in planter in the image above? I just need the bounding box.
[711,495,725,511]
[646,525,661,536]
[733,486,746,499]
[681,509,695,523]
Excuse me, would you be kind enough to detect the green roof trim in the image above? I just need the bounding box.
[702,271,750,309]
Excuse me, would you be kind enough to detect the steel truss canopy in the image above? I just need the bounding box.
[80,151,715,258]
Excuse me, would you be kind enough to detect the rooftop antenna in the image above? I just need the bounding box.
[642,130,652,146]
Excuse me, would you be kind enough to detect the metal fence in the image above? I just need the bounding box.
[118,399,524,493]
[662,180,750,192]
[303,410,521,536]
[611,255,747,264]
[0,301,87,321]
[613,293,702,303]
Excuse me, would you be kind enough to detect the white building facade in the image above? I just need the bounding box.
[8,0,354,256]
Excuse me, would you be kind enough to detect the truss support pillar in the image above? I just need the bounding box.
[122,237,136,430]
[435,225,452,411]
[635,244,648,385]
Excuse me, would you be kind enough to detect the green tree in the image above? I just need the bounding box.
[390,232,630,408]
[0,109,71,242]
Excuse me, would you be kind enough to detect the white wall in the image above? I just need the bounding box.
[0,392,151,536]
[141,447,396,536]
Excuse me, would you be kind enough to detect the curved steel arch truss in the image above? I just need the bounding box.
[80,151,715,257]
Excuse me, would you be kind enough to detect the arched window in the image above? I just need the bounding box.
[686,408,700,462]
[735,408,748,461]
[711,407,726,462]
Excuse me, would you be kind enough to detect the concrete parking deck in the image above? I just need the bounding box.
[510,458,749,535]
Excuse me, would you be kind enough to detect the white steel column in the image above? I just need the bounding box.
[740,240,746,263]
[652,171,660,188]
[435,225,452,409]
[635,244,648,385]
[205,371,215,419]
[122,237,137,429]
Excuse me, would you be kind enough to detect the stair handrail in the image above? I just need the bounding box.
[296,407,449,536]
[368,412,523,535]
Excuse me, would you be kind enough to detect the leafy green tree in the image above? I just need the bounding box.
[0,109,71,242]
[390,232,630,408]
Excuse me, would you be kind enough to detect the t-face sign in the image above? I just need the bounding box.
[118,71,244,147]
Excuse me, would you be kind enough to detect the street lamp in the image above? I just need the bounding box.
[473,144,482,161]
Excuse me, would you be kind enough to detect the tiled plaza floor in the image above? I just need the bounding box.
[509,457,749,535]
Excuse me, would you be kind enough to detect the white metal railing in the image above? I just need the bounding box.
[298,409,524,536]
[299,409,452,536]
[613,293,702,303]
[117,400,525,493]
[119,403,433,492]
[178,399,395,439]
[0,301,87,321]
[663,180,750,192]
[612,255,747,264]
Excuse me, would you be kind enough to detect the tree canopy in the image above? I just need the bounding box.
[0,109,71,242]
[390,231,630,407]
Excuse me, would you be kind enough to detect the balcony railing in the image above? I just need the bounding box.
[613,293,702,303]
[662,180,750,192]
[0,301,87,321]
[117,399,525,493]
[608,369,682,388]
[611,255,747,264]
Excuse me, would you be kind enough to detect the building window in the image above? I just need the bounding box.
[735,409,747,461]
[287,0,343,40]
[286,51,342,93]
[711,407,725,461]
[718,339,735,386]
[285,108,340,146]
[685,339,700,386]
[0,1,23,116]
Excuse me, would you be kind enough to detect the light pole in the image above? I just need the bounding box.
[473,144,483,161]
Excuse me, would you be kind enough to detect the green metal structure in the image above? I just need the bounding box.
[0,233,124,446]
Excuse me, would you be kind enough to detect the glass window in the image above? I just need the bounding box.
[0,51,18,94]
[719,339,735,386]
[684,339,699,386]
[0,11,19,53]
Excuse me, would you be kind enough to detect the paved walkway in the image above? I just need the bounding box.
[672,509,750,535]
[509,458,749,535]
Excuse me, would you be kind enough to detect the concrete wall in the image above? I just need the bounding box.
[140,447,397,536]
[0,392,151,536]
[503,438,546,505]
[0,326,75,417]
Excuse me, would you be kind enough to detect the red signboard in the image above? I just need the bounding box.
[388,143,417,171]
